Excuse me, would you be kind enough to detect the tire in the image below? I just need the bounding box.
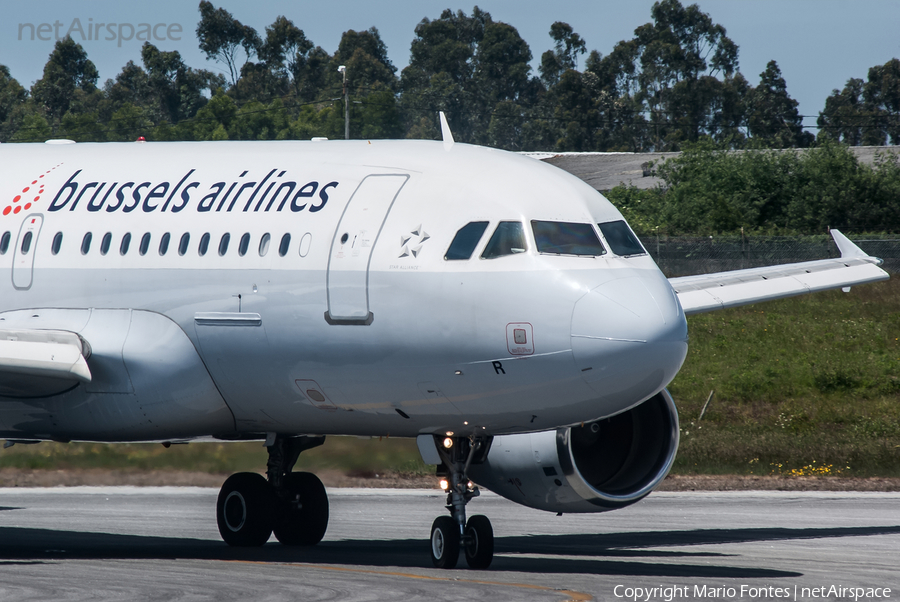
[464,514,494,569]
[273,472,329,546]
[430,516,460,569]
[216,472,274,547]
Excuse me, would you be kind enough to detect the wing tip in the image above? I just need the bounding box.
[830,229,871,261]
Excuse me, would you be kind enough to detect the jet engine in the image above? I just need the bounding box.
[467,390,679,513]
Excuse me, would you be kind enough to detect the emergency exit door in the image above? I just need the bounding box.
[326,174,408,324]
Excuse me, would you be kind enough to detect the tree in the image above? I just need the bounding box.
[746,60,812,148]
[590,0,741,150]
[0,65,26,124]
[196,1,260,86]
[9,113,52,142]
[864,58,900,144]
[817,78,869,146]
[401,7,534,145]
[103,60,150,114]
[257,16,317,98]
[329,28,398,93]
[474,21,533,104]
[31,37,99,121]
[818,58,900,146]
[142,43,223,123]
[401,7,492,141]
[539,22,586,88]
[0,65,27,141]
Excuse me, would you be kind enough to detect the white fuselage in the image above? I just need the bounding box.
[0,140,688,442]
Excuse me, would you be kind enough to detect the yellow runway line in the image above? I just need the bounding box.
[224,560,593,601]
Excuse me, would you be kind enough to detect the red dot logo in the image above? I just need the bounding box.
[4,164,61,217]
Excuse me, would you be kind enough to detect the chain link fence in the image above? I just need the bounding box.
[638,235,900,277]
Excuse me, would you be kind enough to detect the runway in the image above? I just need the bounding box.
[0,487,897,601]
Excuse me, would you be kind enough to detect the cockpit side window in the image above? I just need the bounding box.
[445,221,489,260]
[598,220,646,256]
[532,221,606,256]
[481,221,527,259]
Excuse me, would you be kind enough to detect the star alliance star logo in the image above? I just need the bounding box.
[399,225,430,258]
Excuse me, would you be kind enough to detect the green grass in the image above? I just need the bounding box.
[0,437,429,477]
[1,279,898,478]
[670,277,900,477]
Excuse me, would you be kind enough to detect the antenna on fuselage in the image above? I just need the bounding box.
[439,111,454,150]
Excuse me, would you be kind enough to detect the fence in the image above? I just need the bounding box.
[638,235,900,277]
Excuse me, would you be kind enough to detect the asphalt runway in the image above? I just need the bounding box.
[0,487,897,601]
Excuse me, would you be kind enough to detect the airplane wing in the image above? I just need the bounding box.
[669,230,890,316]
[0,329,92,398]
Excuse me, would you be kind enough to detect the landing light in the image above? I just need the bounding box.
[443,437,454,449]
[439,479,449,490]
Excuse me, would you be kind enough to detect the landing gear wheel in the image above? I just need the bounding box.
[273,472,329,546]
[430,516,460,569]
[217,472,274,546]
[464,514,494,569]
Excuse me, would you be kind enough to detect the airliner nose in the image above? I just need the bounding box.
[571,273,688,411]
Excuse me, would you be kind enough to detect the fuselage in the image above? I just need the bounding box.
[0,139,688,442]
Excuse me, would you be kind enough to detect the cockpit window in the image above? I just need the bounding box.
[532,221,606,256]
[445,221,489,260]
[481,221,527,259]
[598,220,645,256]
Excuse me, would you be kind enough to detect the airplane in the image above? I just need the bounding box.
[0,115,889,569]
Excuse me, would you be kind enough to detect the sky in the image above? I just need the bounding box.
[3,0,899,131]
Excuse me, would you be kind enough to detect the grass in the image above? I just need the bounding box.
[1,279,897,479]
[0,437,429,477]
[670,277,900,477]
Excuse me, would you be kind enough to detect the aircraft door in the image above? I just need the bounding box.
[326,174,408,323]
[12,214,43,290]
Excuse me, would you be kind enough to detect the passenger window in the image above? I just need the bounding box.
[21,232,33,255]
[532,221,606,256]
[0,231,10,254]
[178,233,190,256]
[598,221,646,256]
[278,233,291,257]
[238,233,250,257]
[259,233,271,257]
[199,233,210,256]
[51,232,63,255]
[139,232,151,256]
[159,232,170,256]
[445,221,489,260]
[120,232,131,256]
[100,232,112,256]
[81,232,92,255]
[481,222,527,259]
[218,233,230,256]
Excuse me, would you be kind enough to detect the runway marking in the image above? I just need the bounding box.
[225,560,593,601]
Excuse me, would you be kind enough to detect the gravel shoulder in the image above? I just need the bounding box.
[1,468,898,491]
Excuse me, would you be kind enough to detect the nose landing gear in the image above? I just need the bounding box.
[216,435,328,547]
[430,436,494,569]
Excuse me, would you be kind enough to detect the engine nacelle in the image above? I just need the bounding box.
[468,390,679,513]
